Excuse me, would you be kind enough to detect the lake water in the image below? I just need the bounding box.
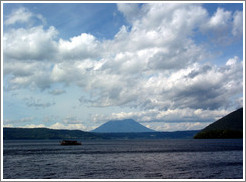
[3,139,243,179]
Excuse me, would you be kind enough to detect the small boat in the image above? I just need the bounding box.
[60,140,82,145]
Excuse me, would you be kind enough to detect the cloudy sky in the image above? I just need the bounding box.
[2,2,244,131]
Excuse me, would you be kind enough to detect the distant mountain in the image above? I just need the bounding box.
[3,127,101,140]
[3,127,199,140]
[194,108,243,139]
[91,119,156,133]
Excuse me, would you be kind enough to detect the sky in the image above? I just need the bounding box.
[2,2,244,132]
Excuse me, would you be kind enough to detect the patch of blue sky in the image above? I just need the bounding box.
[4,88,67,127]
[201,42,243,66]
[3,89,35,124]
[51,84,141,122]
[191,3,244,66]
[8,3,126,40]
[203,3,243,16]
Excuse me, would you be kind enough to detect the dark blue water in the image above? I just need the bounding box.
[3,139,243,179]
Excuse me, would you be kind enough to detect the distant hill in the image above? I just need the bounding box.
[91,119,156,133]
[3,127,101,140]
[194,108,243,139]
[3,127,199,140]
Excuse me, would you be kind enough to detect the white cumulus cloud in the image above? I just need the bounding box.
[3,4,243,130]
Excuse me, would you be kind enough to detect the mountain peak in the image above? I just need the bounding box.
[91,119,156,133]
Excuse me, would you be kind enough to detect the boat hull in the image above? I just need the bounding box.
[60,140,82,145]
